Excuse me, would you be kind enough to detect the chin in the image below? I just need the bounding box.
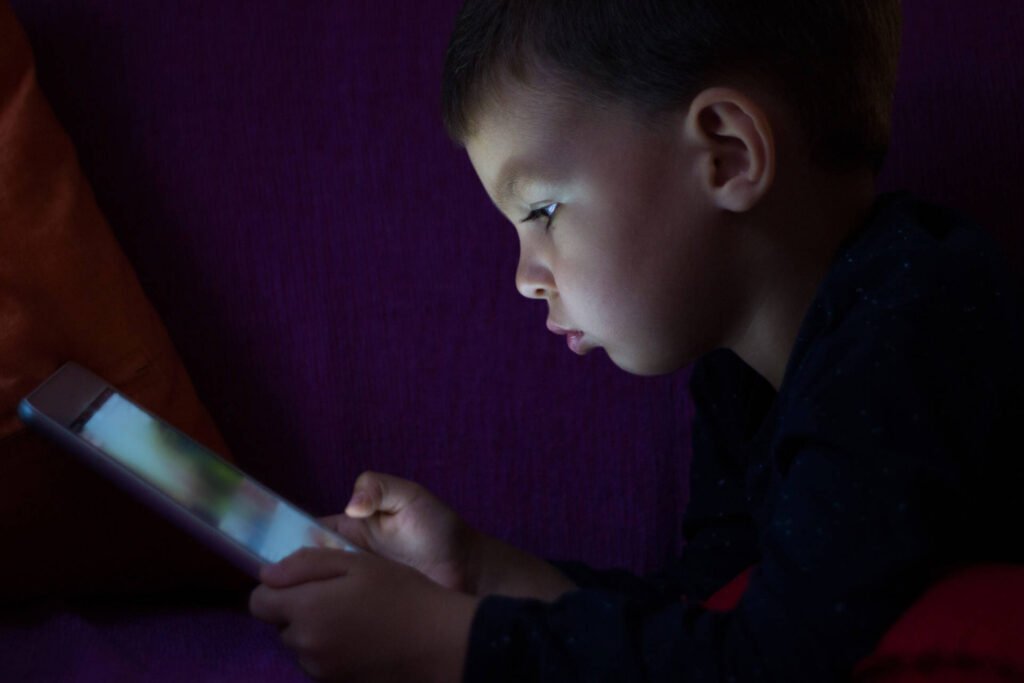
[608,351,674,377]
[609,347,693,377]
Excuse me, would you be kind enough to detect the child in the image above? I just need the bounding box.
[248,1,1024,680]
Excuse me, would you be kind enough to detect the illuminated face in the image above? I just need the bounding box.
[466,80,744,376]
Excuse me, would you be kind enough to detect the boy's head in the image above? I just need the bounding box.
[442,1,902,380]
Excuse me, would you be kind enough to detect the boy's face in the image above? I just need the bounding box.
[465,81,743,376]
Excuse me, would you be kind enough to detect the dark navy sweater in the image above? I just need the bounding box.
[462,191,1024,682]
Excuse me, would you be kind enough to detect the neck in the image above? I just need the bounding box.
[726,168,876,390]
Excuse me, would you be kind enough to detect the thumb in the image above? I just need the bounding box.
[344,470,421,518]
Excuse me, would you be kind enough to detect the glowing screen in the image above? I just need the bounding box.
[73,391,355,563]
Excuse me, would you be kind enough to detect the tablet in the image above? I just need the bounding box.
[18,361,361,580]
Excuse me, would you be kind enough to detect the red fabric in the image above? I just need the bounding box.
[853,564,1024,682]
[701,565,756,612]
[700,563,1024,681]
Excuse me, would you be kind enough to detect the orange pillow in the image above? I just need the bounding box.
[0,1,248,602]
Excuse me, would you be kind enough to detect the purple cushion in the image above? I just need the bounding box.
[2,599,306,682]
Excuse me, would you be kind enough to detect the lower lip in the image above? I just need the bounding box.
[566,331,585,354]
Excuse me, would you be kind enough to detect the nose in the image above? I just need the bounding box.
[514,239,555,300]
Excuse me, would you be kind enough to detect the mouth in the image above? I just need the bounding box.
[565,330,586,355]
[546,320,578,335]
[546,320,588,355]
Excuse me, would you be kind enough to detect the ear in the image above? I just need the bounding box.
[684,87,775,213]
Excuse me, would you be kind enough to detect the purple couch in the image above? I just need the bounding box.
[2,1,1021,680]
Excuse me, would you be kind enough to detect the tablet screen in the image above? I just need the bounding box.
[71,389,354,563]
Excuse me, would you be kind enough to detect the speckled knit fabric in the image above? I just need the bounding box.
[464,191,1024,682]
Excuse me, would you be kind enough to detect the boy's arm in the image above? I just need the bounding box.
[462,429,951,683]
[467,531,579,602]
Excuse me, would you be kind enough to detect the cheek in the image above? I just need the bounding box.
[557,231,640,321]
[572,262,660,352]
[658,232,736,357]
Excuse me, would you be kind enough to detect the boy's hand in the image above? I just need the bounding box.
[318,471,484,594]
[320,471,577,604]
[249,546,480,682]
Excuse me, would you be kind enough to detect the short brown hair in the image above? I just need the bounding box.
[442,0,902,176]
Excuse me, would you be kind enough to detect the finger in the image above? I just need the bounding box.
[249,584,288,625]
[260,546,354,588]
[318,514,372,552]
[317,513,369,546]
[317,513,348,530]
[347,470,423,517]
[280,623,310,654]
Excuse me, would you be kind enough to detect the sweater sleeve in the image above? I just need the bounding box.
[462,426,947,682]
[465,408,954,680]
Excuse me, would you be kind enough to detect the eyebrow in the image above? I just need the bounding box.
[494,159,563,214]
[494,163,525,212]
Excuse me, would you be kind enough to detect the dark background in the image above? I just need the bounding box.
[10,0,1022,579]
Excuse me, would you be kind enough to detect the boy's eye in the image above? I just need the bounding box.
[520,203,559,232]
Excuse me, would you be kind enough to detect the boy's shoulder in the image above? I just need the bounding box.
[817,191,1019,331]
[774,190,1022,446]
[692,190,1022,414]
[786,190,1020,369]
